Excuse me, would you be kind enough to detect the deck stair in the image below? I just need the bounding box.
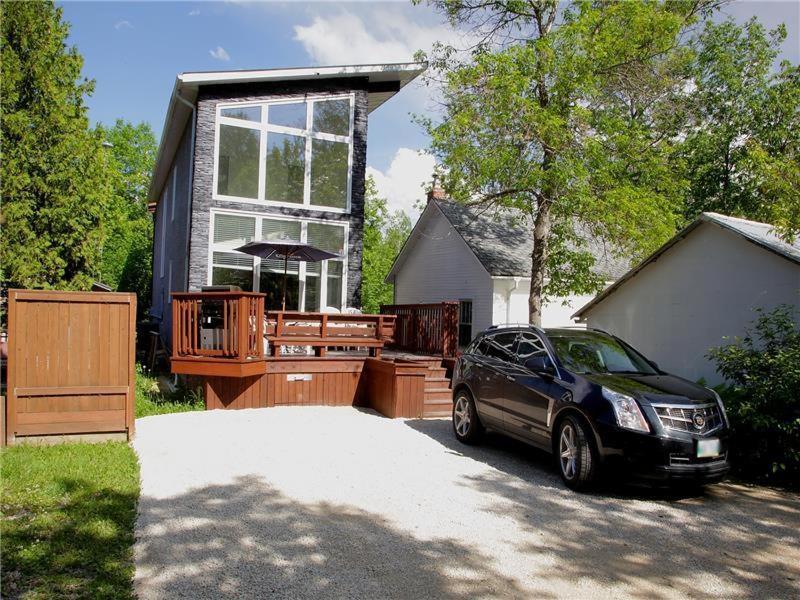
[420,361,453,418]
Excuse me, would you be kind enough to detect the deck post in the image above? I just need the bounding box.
[237,295,249,361]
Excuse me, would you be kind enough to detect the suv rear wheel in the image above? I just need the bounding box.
[453,391,484,444]
[557,416,597,491]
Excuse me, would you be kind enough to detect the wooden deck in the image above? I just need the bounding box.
[170,292,454,418]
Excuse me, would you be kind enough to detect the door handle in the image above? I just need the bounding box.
[505,375,515,381]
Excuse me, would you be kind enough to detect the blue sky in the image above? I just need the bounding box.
[60,0,799,216]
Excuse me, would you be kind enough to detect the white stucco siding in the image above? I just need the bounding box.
[393,207,494,334]
[582,223,800,385]
[492,278,597,328]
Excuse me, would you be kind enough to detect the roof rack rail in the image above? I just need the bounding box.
[485,323,546,334]
[546,324,612,336]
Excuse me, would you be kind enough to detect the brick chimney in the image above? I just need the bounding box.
[427,175,446,203]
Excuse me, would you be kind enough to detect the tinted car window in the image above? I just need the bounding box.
[549,332,657,375]
[484,332,517,363]
[515,332,548,363]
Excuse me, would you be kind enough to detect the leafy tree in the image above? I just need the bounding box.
[95,120,157,314]
[362,177,412,313]
[419,0,715,325]
[708,306,800,485]
[1,1,112,290]
[683,18,800,239]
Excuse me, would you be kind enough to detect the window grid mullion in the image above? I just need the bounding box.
[258,107,268,202]
[217,115,262,130]
[320,260,328,312]
[303,101,313,207]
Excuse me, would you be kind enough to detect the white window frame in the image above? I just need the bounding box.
[207,208,349,311]
[212,93,355,214]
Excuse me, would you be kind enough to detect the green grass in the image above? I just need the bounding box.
[135,364,204,418]
[1,442,140,599]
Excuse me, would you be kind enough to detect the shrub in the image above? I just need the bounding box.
[708,305,800,485]
[135,364,204,418]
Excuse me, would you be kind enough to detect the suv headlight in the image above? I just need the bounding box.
[709,388,730,428]
[603,387,650,432]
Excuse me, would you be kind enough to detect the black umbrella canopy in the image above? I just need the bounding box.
[234,238,340,311]
[234,239,339,262]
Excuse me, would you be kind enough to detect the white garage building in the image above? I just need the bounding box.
[573,212,800,385]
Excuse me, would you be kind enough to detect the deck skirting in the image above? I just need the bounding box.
[197,356,452,418]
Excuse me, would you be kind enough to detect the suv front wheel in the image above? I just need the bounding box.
[557,415,597,491]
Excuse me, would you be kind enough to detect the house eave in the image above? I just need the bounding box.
[148,61,427,203]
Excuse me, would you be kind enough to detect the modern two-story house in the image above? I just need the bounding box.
[148,63,425,348]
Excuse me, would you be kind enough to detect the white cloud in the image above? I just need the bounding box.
[114,20,132,30]
[209,46,231,62]
[367,148,437,220]
[188,9,201,17]
[293,10,468,66]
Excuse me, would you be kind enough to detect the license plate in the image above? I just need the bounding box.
[697,438,721,458]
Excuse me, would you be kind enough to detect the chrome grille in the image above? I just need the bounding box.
[653,403,722,435]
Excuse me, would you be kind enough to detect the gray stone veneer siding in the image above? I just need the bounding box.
[187,79,369,309]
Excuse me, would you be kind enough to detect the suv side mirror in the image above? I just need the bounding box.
[524,355,556,380]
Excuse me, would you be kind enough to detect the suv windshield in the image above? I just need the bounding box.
[548,332,657,375]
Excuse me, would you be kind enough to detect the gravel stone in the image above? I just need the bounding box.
[133,406,800,599]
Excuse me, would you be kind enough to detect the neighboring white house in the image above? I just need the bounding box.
[385,192,629,344]
[573,212,800,385]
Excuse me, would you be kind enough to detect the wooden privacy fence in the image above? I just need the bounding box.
[381,302,459,357]
[5,290,136,445]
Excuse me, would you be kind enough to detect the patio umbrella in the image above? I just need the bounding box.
[234,238,339,311]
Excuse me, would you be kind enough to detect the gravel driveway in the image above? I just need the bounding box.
[133,407,799,599]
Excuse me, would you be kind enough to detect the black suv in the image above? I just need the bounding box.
[451,326,730,490]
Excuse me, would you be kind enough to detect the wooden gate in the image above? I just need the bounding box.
[5,290,136,445]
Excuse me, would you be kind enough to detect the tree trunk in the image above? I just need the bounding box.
[528,199,551,327]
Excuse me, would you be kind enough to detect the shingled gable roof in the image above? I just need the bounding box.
[572,212,800,319]
[386,198,630,282]
[433,199,630,279]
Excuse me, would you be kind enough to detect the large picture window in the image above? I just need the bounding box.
[214,96,354,212]
[208,211,348,311]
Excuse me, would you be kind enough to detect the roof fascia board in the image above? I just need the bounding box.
[179,62,425,86]
[384,202,437,283]
[702,213,800,267]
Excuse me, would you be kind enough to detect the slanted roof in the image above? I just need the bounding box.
[386,199,630,282]
[572,212,800,319]
[149,62,426,203]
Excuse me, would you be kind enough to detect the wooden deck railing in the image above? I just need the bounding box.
[265,311,396,357]
[172,291,397,362]
[380,302,459,357]
[172,292,265,361]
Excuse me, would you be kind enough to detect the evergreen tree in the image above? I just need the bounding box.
[1,1,112,289]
